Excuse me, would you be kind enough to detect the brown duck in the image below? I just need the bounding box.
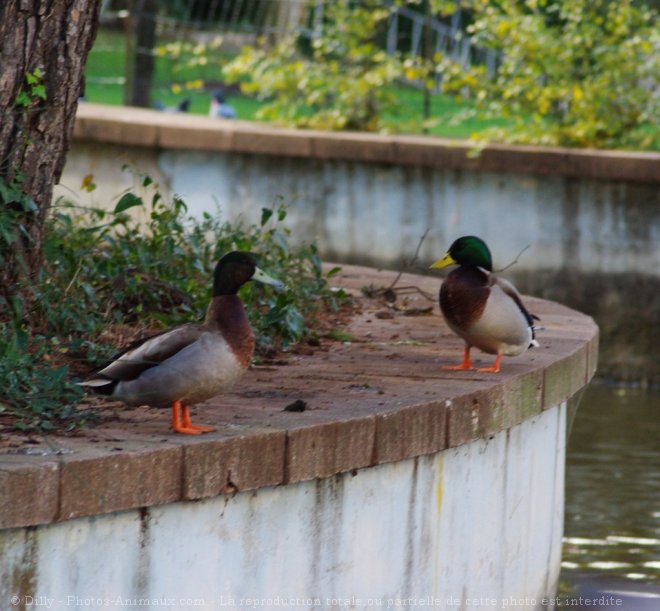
[430,236,539,373]
[79,251,283,434]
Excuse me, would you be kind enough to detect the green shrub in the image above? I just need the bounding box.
[0,177,347,431]
[0,327,87,432]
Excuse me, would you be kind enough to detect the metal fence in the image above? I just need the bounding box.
[90,1,495,104]
[137,0,494,66]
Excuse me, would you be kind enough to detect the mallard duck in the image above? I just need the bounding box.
[430,236,539,373]
[79,251,283,434]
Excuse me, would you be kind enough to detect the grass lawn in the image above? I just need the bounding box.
[380,86,508,138]
[84,28,498,138]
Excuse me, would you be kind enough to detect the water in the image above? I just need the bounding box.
[561,381,660,590]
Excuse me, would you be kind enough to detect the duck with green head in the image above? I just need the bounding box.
[430,236,539,373]
[79,251,283,434]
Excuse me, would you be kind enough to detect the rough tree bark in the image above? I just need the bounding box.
[0,0,101,308]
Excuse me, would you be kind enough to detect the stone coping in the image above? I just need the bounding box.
[73,102,660,183]
[0,265,598,530]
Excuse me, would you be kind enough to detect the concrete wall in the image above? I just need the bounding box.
[151,150,659,277]
[1,404,566,611]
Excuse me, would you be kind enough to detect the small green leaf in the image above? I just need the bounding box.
[15,92,31,107]
[114,193,144,213]
[30,67,44,81]
[173,196,188,214]
[260,207,273,226]
[32,84,47,100]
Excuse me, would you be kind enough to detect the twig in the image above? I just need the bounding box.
[496,244,530,273]
[386,227,430,291]
[363,228,435,304]
[64,258,83,296]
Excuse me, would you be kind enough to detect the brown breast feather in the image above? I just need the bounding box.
[207,295,256,369]
[439,267,490,330]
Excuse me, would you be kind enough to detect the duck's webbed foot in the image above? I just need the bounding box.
[476,353,502,373]
[171,400,215,435]
[442,346,475,371]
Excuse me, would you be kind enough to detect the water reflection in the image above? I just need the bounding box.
[562,381,660,589]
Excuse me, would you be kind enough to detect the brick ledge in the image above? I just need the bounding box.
[0,265,598,529]
[73,102,660,183]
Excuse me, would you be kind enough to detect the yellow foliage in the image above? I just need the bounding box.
[436,0,659,148]
[496,21,510,38]
[405,67,421,80]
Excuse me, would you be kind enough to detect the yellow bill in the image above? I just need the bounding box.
[429,253,456,269]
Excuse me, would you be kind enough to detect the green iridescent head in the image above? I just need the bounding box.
[430,236,493,272]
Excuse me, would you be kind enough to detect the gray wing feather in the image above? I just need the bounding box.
[91,324,204,382]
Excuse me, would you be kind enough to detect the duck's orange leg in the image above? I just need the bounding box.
[171,400,214,435]
[171,400,200,435]
[442,346,474,371]
[181,405,215,433]
[476,353,502,373]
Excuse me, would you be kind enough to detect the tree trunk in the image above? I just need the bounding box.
[0,0,101,309]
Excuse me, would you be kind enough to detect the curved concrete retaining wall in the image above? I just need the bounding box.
[57,104,658,382]
[1,407,565,610]
[1,266,597,610]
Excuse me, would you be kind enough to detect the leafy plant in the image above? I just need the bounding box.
[435,0,660,148]
[0,174,39,263]
[15,68,47,108]
[0,174,41,319]
[223,1,406,131]
[1,175,348,431]
[243,202,346,351]
[0,327,87,432]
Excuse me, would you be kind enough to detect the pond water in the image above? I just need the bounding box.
[561,381,660,591]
